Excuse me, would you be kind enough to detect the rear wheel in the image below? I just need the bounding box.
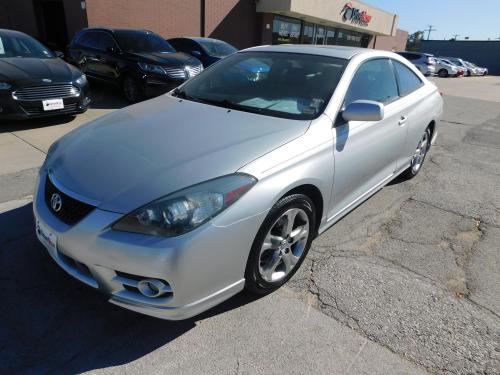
[402,128,431,179]
[438,69,448,78]
[245,194,315,294]
[122,75,142,103]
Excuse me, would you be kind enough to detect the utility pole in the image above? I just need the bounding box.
[424,25,437,40]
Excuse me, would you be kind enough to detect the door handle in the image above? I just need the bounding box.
[399,116,408,126]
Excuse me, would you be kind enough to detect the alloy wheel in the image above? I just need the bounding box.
[258,208,310,282]
[411,130,429,174]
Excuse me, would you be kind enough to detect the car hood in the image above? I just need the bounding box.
[47,95,310,213]
[0,57,75,83]
[131,51,199,67]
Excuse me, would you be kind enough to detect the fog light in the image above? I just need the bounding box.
[0,106,3,113]
[137,278,171,298]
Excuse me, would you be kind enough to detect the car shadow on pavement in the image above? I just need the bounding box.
[0,203,261,374]
[87,80,129,110]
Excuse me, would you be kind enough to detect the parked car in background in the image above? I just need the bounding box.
[35,45,443,320]
[435,58,461,77]
[0,29,90,120]
[465,61,488,76]
[168,37,237,68]
[440,57,473,76]
[438,58,465,77]
[67,28,203,102]
[396,51,436,76]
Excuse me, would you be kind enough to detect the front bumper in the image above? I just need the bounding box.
[0,84,90,120]
[34,170,265,320]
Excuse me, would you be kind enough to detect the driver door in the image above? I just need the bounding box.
[327,58,408,221]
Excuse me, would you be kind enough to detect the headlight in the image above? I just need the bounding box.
[138,62,166,75]
[75,74,87,86]
[0,82,11,90]
[113,174,257,237]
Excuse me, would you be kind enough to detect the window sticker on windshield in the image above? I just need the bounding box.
[0,37,5,55]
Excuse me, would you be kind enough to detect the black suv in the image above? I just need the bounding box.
[168,37,237,68]
[67,28,203,102]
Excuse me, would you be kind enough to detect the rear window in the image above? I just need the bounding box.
[393,61,424,96]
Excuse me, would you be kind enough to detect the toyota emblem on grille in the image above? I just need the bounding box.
[51,193,63,212]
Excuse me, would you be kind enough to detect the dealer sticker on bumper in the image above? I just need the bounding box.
[42,98,64,111]
[36,219,57,254]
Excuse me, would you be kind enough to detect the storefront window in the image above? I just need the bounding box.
[272,16,301,44]
[270,15,371,48]
[326,28,336,45]
[302,22,315,44]
[336,28,370,47]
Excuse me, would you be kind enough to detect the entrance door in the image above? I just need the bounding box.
[35,0,69,51]
[315,27,326,45]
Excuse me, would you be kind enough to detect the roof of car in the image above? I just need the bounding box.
[81,27,154,34]
[0,28,30,37]
[242,44,371,60]
[171,37,225,43]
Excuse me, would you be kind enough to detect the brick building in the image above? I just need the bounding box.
[0,0,407,52]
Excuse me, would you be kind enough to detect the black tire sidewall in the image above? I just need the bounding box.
[245,194,316,294]
[123,76,141,103]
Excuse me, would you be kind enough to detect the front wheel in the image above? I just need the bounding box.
[438,69,449,78]
[402,128,431,179]
[122,75,142,103]
[245,194,316,294]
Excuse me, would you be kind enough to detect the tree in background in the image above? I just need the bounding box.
[406,31,424,51]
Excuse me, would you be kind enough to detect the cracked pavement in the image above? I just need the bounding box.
[1,78,500,374]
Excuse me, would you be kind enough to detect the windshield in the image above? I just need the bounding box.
[197,39,237,58]
[174,51,347,120]
[0,33,54,59]
[114,30,175,53]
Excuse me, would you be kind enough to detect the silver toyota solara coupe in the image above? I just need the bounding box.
[34,45,443,320]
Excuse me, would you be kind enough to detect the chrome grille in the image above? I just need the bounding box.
[186,65,203,78]
[163,67,187,79]
[12,84,80,101]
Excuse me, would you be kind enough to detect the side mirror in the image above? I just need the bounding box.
[191,50,202,58]
[54,50,65,59]
[106,46,117,54]
[342,100,384,122]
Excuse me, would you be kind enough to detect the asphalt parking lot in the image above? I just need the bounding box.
[1,76,499,375]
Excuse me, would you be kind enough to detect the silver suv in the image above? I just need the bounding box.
[397,52,437,76]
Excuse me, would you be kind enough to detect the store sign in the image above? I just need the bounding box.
[341,2,372,27]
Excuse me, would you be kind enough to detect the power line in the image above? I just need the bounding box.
[424,25,437,40]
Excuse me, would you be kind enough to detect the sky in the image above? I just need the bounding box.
[363,0,500,41]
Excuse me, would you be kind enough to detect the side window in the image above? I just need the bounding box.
[99,33,118,51]
[345,59,399,105]
[80,32,99,49]
[393,61,424,96]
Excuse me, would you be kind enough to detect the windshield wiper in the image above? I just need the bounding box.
[171,88,206,103]
[200,98,266,115]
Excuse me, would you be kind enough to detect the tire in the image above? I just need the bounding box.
[245,194,316,294]
[438,69,448,78]
[122,75,142,103]
[402,128,431,180]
